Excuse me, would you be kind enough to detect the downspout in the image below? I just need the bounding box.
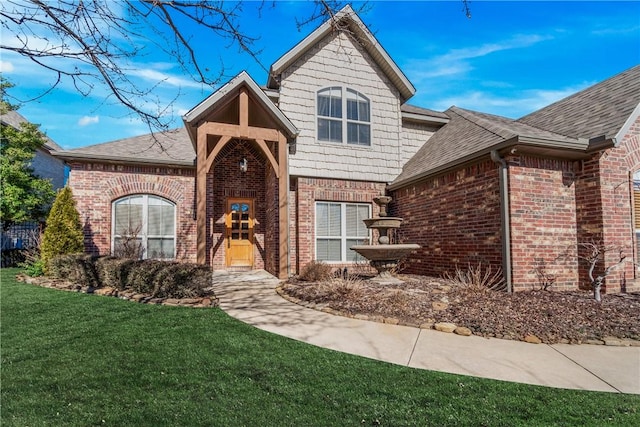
[490,150,513,292]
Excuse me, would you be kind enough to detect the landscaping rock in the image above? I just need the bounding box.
[435,322,457,333]
[603,336,629,346]
[454,326,472,336]
[432,301,448,311]
[420,322,434,330]
[524,334,542,344]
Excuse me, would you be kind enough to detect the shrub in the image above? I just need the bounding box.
[19,256,45,277]
[443,263,506,292]
[299,261,332,282]
[48,253,99,287]
[41,187,84,272]
[151,263,212,298]
[126,260,168,295]
[94,256,137,290]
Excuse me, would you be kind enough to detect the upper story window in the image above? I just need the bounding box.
[112,195,176,259]
[317,87,371,146]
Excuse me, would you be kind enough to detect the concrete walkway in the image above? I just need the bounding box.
[211,270,640,394]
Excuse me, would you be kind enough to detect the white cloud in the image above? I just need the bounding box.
[78,115,99,126]
[424,83,593,118]
[0,61,14,72]
[128,68,204,89]
[406,33,553,83]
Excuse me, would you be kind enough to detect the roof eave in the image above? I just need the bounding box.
[53,151,196,168]
[401,111,450,127]
[388,136,590,191]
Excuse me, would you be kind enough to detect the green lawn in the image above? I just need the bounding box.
[2,268,639,426]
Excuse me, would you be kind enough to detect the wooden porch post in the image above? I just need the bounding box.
[278,133,289,279]
[196,129,208,264]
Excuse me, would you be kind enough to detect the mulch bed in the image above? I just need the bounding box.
[281,275,640,345]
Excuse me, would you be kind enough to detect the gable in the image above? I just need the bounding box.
[267,5,415,103]
[183,71,298,150]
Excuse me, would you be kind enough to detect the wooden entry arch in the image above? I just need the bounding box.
[186,73,298,279]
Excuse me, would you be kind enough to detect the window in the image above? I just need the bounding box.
[317,87,370,145]
[316,202,370,262]
[112,195,176,259]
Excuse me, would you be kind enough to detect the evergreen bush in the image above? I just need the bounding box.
[48,254,99,287]
[40,187,84,272]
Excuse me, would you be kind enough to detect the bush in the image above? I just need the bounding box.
[19,256,45,277]
[299,261,332,282]
[48,253,99,287]
[94,256,136,290]
[41,187,84,272]
[443,263,506,292]
[43,254,214,299]
[151,263,211,299]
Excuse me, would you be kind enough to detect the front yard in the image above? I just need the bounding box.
[1,268,639,426]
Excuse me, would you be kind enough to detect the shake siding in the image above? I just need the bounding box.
[401,122,436,166]
[279,31,403,183]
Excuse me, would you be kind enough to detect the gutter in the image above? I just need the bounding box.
[490,150,513,293]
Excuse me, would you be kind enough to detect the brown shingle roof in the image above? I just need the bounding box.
[54,128,195,167]
[391,65,640,190]
[389,106,583,189]
[518,65,640,140]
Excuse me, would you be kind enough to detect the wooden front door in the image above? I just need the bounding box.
[225,199,254,267]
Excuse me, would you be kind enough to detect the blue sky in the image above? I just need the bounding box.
[1,1,639,149]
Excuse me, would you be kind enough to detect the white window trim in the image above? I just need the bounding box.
[316,86,371,146]
[315,201,371,263]
[111,194,177,259]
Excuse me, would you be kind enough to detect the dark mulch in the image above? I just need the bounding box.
[282,276,640,344]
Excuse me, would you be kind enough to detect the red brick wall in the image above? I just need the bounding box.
[293,177,387,274]
[583,115,640,293]
[508,155,580,291]
[210,141,270,271]
[67,162,197,261]
[391,158,503,278]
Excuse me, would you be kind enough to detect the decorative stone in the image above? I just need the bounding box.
[432,301,448,311]
[524,334,542,344]
[164,298,181,305]
[419,322,434,329]
[94,287,115,296]
[603,337,628,346]
[454,326,472,336]
[383,317,400,325]
[584,339,605,345]
[179,298,201,305]
[434,322,457,333]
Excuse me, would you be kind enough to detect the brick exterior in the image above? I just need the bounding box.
[390,158,503,277]
[291,177,387,274]
[67,162,197,262]
[508,156,580,291]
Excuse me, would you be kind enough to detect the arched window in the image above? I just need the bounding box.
[317,87,370,146]
[112,195,176,259]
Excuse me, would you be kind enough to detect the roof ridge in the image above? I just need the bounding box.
[449,106,514,141]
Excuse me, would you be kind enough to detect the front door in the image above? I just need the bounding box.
[225,199,254,267]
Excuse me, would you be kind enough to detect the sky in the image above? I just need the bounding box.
[1,1,639,150]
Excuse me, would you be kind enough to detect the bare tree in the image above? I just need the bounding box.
[0,1,356,134]
[578,241,627,302]
[1,1,470,138]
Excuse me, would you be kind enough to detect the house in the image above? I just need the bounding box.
[54,6,640,293]
[1,110,66,251]
[388,65,640,293]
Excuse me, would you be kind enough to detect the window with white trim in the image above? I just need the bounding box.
[317,87,371,145]
[316,202,370,262]
[112,195,176,259]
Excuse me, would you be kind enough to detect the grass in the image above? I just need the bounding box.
[1,268,639,426]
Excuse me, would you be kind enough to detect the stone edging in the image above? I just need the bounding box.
[275,285,640,347]
[16,274,219,308]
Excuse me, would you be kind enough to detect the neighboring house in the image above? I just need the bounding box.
[54,6,640,293]
[1,110,66,250]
